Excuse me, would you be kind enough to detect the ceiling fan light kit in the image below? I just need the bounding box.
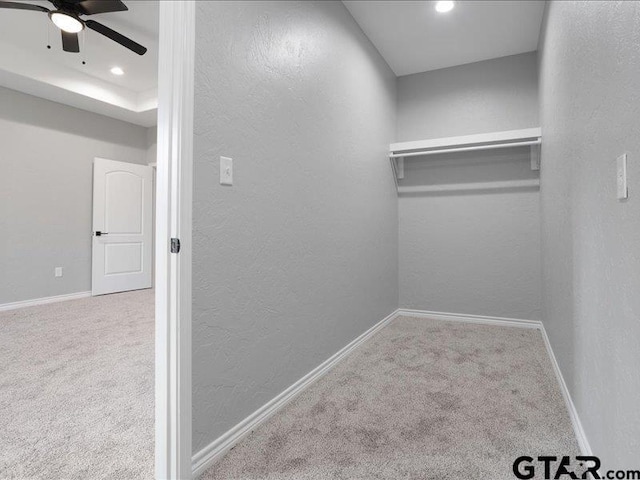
[0,0,147,55]
[49,11,84,33]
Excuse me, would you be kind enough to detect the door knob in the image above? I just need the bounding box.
[95,231,109,236]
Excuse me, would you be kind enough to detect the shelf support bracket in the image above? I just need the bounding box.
[530,144,541,171]
[390,156,404,189]
[396,157,404,179]
[390,157,399,188]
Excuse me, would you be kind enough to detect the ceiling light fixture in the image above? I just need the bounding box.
[110,66,125,76]
[48,11,84,33]
[435,1,455,13]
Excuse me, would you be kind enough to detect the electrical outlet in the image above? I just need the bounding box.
[54,267,63,278]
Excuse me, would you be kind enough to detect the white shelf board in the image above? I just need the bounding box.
[390,128,542,154]
[390,139,540,159]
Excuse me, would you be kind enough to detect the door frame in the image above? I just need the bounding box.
[156,1,195,479]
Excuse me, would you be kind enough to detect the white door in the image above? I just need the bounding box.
[92,158,153,296]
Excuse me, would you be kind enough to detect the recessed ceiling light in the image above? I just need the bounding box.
[435,1,455,13]
[110,67,124,76]
[49,11,84,33]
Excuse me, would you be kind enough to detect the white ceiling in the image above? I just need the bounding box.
[343,0,545,76]
[0,0,158,126]
[0,1,544,125]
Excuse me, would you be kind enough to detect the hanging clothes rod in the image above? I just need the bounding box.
[389,138,541,159]
[397,179,540,194]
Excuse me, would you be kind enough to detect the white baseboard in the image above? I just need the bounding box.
[0,291,92,312]
[397,308,542,329]
[191,308,400,478]
[192,307,591,477]
[538,326,592,455]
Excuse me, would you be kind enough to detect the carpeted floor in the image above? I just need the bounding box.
[0,290,154,480]
[0,300,579,480]
[202,316,580,480]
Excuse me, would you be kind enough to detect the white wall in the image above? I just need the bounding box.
[539,1,640,467]
[192,0,397,453]
[0,87,151,304]
[397,53,542,319]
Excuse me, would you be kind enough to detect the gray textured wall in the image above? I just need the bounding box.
[0,87,150,304]
[397,53,539,142]
[538,1,640,467]
[192,1,398,452]
[397,53,542,319]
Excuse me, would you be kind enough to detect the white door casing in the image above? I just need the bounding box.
[92,157,153,296]
[156,1,194,478]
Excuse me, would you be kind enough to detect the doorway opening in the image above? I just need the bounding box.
[0,1,173,478]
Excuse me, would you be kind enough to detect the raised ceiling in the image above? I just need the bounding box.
[0,0,158,126]
[0,1,545,125]
[343,0,545,76]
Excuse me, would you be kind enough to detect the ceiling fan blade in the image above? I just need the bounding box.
[76,0,127,15]
[85,19,146,55]
[0,1,49,12]
[61,30,80,53]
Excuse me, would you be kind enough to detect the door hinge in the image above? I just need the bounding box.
[170,238,181,254]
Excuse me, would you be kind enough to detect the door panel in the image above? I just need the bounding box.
[104,243,143,275]
[92,158,153,296]
[105,172,144,234]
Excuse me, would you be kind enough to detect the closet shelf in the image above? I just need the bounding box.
[389,128,542,189]
[389,128,542,158]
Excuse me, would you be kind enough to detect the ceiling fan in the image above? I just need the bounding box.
[0,0,147,55]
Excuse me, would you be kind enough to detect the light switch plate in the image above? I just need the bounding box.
[617,153,628,200]
[55,267,63,277]
[220,156,233,186]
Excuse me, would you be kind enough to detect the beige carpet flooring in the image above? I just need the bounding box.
[202,316,580,480]
[0,290,154,480]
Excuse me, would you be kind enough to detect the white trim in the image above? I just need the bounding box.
[0,291,91,312]
[191,307,590,478]
[155,2,195,479]
[191,309,400,478]
[539,326,592,455]
[397,308,542,329]
[390,128,542,154]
